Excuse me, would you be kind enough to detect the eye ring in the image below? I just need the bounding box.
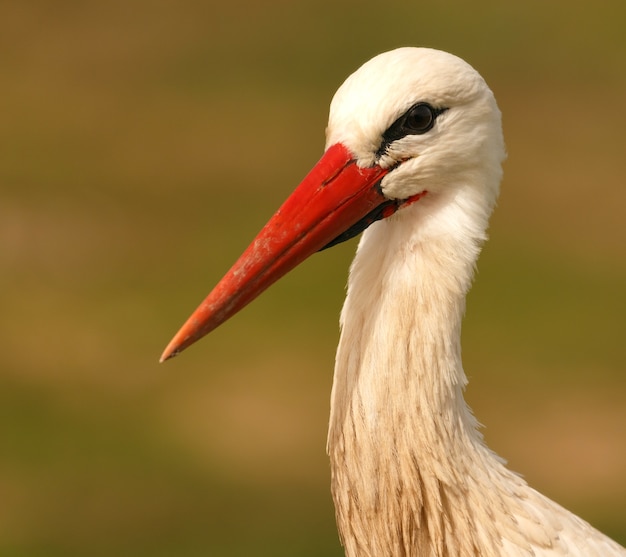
[376,101,448,158]
[376,102,448,158]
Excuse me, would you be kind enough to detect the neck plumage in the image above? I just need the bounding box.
[326,188,626,557]
[327,190,512,555]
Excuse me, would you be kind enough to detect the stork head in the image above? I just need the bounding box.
[161,47,505,361]
[328,47,504,205]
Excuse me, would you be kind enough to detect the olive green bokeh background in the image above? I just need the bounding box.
[1,1,625,555]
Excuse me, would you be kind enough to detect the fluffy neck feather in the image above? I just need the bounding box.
[328,186,500,555]
[326,184,626,557]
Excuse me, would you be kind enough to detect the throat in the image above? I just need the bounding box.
[327,214,500,555]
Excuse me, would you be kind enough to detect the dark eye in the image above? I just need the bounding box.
[377,102,447,158]
[404,103,437,134]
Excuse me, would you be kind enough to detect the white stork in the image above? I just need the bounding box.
[161,47,625,556]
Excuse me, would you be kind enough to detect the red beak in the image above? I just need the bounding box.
[160,143,404,362]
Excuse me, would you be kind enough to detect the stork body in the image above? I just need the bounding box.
[162,48,625,556]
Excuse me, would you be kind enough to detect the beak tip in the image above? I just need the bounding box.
[158,352,172,364]
[159,350,172,364]
[159,339,182,363]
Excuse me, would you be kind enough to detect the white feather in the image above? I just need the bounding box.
[325,47,625,556]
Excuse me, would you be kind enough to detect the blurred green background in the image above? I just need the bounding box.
[1,0,625,555]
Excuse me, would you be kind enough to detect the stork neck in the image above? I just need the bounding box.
[329,199,484,444]
[327,196,495,555]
